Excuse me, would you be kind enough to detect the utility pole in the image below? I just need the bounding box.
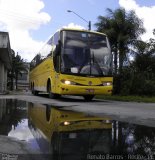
[67,10,91,30]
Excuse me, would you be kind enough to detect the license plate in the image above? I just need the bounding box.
[86,89,94,93]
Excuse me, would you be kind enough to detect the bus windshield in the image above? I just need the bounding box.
[61,30,112,76]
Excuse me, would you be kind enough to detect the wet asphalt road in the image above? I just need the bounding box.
[0,92,155,128]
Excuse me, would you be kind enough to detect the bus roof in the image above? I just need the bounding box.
[60,28,107,36]
[30,28,107,62]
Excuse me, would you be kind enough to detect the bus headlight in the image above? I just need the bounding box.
[60,121,71,126]
[102,120,112,124]
[64,80,71,85]
[102,82,112,86]
[61,80,76,85]
[64,121,71,126]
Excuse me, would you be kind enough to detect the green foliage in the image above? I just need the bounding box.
[142,80,155,95]
[95,7,155,96]
[113,38,155,96]
[113,68,155,96]
[95,7,145,73]
[8,51,27,90]
[113,67,134,95]
[96,95,155,103]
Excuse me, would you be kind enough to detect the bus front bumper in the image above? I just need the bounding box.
[59,84,112,95]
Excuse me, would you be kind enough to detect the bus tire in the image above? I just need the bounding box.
[49,92,61,99]
[83,95,94,101]
[47,81,60,99]
[49,92,59,99]
[34,90,39,96]
[46,105,51,121]
[31,83,35,94]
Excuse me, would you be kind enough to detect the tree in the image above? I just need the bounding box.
[115,37,155,96]
[8,51,27,90]
[132,39,155,74]
[95,8,145,73]
[129,39,155,95]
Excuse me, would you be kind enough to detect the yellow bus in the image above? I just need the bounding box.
[30,28,113,101]
[28,103,112,156]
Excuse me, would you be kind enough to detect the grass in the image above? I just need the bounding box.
[96,95,155,103]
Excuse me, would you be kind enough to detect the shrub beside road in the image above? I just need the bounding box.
[96,95,155,103]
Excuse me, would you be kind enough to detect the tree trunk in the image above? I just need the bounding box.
[15,72,18,90]
[119,46,125,74]
[10,77,14,90]
[114,51,118,74]
[112,44,118,75]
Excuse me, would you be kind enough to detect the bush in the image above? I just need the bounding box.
[113,67,155,96]
[113,67,134,95]
[141,80,155,96]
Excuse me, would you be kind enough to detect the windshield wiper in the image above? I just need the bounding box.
[91,51,104,76]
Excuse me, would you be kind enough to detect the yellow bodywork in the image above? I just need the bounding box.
[28,103,112,142]
[29,29,113,97]
[29,56,113,96]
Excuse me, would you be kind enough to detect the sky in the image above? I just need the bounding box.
[0,0,155,62]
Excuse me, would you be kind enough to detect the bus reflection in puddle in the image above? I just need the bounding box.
[28,103,112,159]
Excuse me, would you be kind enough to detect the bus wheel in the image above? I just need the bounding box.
[31,83,35,94]
[49,93,61,99]
[83,95,94,101]
[34,90,39,96]
[46,105,51,121]
[31,83,38,95]
[48,82,60,99]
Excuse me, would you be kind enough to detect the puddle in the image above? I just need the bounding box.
[0,99,155,160]
[0,99,40,156]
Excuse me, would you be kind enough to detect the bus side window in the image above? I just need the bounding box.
[47,37,53,57]
[53,32,61,72]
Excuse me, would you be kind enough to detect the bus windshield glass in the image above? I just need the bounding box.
[61,30,112,76]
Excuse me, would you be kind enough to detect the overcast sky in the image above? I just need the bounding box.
[0,0,155,62]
